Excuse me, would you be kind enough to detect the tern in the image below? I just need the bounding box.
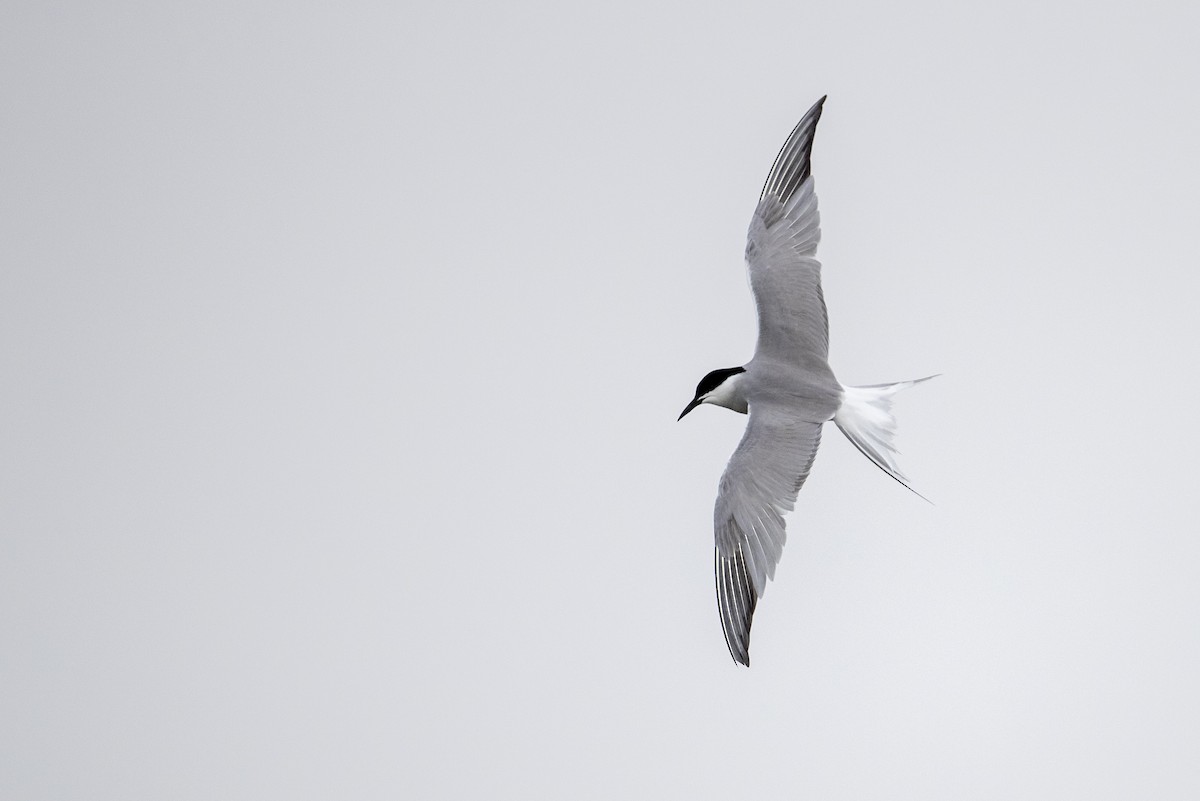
[678,96,934,666]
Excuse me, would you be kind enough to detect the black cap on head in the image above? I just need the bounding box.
[694,367,745,398]
[678,367,745,420]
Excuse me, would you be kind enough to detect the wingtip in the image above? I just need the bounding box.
[728,638,751,667]
[716,546,758,667]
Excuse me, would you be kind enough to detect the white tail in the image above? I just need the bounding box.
[833,376,937,500]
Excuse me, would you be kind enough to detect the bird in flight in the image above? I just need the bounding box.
[678,97,934,666]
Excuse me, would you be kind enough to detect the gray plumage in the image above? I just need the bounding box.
[680,97,933,666]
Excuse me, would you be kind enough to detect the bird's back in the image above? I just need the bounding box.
[743,355,841,423]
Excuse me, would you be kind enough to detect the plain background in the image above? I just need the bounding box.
[4,1,1200,798]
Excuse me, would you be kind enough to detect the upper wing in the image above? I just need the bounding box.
[714,406,823,665]
[745,96,829,366]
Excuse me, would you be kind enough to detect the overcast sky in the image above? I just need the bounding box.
[4,1,1200,798]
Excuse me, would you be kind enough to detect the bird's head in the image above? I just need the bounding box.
[678,366,748,420]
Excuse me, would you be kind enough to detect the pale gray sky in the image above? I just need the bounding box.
[4,1,1200,799]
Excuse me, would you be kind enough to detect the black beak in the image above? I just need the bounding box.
[678,397,702,421]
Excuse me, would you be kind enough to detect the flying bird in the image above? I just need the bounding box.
[678,97,934,666]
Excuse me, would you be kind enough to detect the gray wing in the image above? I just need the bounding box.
[715,405,823,665]
[745,96,830,366]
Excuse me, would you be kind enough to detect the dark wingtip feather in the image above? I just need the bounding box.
[715,546,757,667]
[759,95,827,206]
